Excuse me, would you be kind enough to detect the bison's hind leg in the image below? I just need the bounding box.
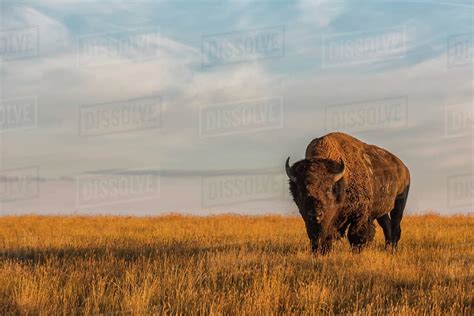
[390,185,410,248]
[376,214,392,247]
[348,219,375,252]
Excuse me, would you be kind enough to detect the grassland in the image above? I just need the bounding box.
[0,215,472,315]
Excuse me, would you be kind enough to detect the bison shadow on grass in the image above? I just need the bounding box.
[0,241,302,264]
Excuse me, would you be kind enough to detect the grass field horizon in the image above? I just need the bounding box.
[0,214,472,315]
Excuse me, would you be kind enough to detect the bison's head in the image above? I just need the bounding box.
[285,157,346,253]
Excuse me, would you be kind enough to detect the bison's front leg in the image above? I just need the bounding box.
[309,236,333,254]
[318,236,333,254]
[304,221,320,253]
[305,222,333,254]
[347,216,375,252]
[376,214,392,247]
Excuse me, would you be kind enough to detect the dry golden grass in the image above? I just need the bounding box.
[0,214,472,315]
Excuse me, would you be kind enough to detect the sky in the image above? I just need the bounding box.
[0,0,472,216]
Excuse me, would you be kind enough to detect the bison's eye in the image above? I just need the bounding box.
[312,198,322,210]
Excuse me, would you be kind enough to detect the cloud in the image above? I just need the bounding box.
[297,0,346,28]
[1,2,281,177]
[0,5,71,57]
[0,0,472,214]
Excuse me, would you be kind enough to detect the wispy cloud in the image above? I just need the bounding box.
[0,0,471,215]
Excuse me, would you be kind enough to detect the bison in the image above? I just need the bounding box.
[285,132,410,254]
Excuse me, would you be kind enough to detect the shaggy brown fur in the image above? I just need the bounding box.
[286,132,410,254]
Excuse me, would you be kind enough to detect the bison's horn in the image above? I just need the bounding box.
[333,159,345,182]
[285,157,297,182]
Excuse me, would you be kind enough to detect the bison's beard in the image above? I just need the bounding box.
[306,222,330,254]
[306,216,337,254]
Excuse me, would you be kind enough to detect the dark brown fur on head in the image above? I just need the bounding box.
[286,158,345,253]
